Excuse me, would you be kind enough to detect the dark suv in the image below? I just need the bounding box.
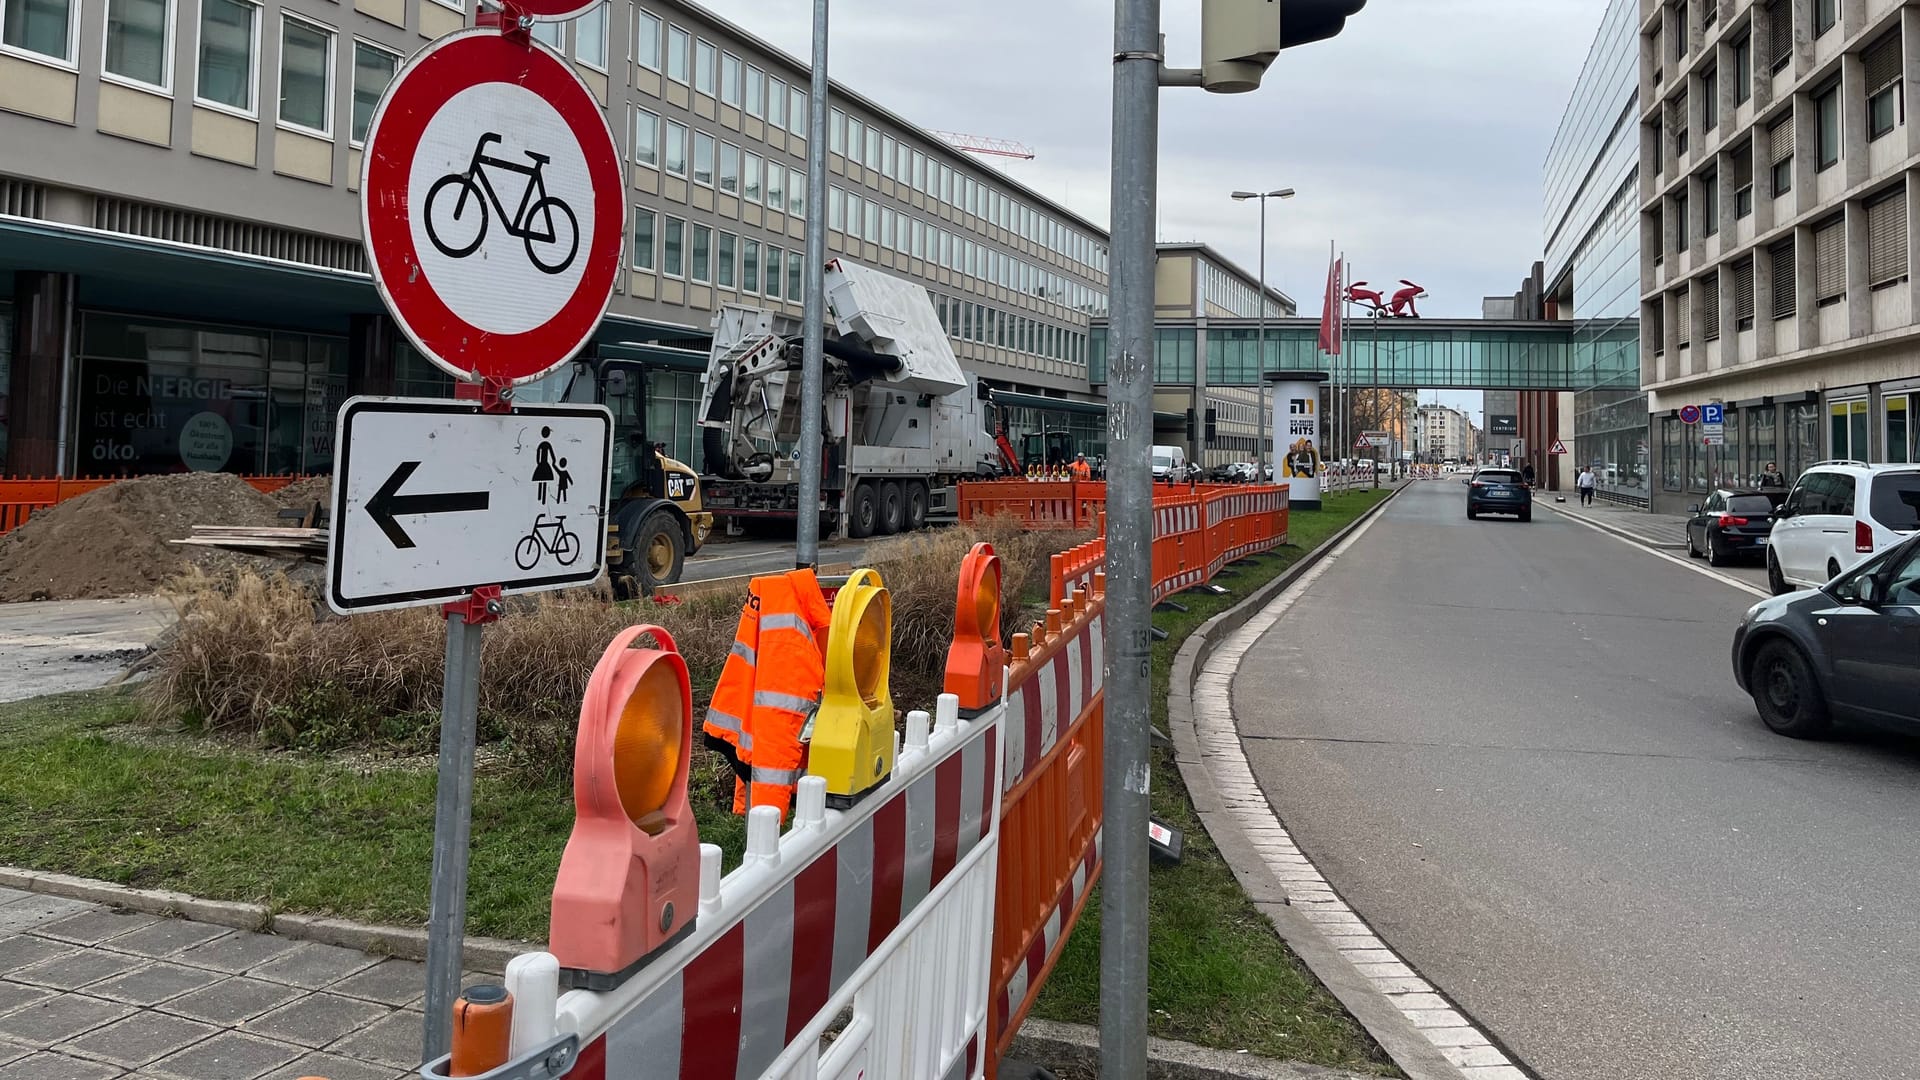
[1465,468,1532,522]
[1732,532,1920,738]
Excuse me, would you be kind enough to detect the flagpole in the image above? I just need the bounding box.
[1338,251,1348,481]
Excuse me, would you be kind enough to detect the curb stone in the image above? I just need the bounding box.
[1009,1018,1381,1080]
[0,866,530,973]
[1165,487,1505,1080]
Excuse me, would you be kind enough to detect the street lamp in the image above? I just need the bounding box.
[1232,188,1294,479]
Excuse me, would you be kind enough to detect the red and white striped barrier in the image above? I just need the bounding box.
[1003,610,1103,793]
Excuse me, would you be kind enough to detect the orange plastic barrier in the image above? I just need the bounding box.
[0,474,312,535]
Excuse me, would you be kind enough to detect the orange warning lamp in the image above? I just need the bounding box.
[944,542,1006,718]
[549,625,699,991]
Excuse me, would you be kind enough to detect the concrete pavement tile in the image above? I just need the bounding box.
[61,1010,217,1068]
[172,934,298,975]
[98,923,230,961]
[36,912,159,948]
[0,935,78,976]
[0,994,134,1046]
[242,993,389,1049]
[323,1010,420,1070]
[88,964,225,1007]
[261,1051,398,1080]
[0,983,54,1018]
[150,1031,300,1080]
[245,944,379,991]
[0,898,96,935]
[0,891,33,908]
[13,950,144,991]
[326,960,424,1007]
[0,1051,124,1079]
[156,977,302,1026]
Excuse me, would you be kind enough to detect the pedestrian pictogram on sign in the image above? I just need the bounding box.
[1549,439,1568,455]
[359,28,624,387]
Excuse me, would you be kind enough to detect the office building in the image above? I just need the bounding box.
[1416,403,1475,461]
[1639,0,1920,513]
[0,0,1111,476]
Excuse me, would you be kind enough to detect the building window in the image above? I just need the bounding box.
[745,65,765,117]
[665,25,688,83]
[662,216,684,278]
[720,52,740,107]
[350,41,398,146]
[196,0,256,113]
[742,239,759,293]
[631,207,655,270]
[693,38,715,96]
[277,15,332,136]
[1867,185,1908,286]
[765,246,782,299]
[1733,142,1753,216]
[1675,286,1692,346]
[743,151,762,202]
[767,163,784,212]
[788,251,802,300]
[1700,167,1719,236]
[1733,257,1756,330]
[1769,114,1793,195]
[718,142,739,193]
[1814,0,1836,36]
[1830,398,1868,459]
[1701,66,1717,131]
[1866,31,1902,140]
[530,19,561,49]
[1769,0,1790,69]
[865,127,881,170]
[768,75,786,129]
[788,167,805,217]
[881,134,895,178]
[633,109,659,168]
[788,87,806,136]
[1786,401,1821,477]
[828,186,844,231]
[2,0,73,62]
[1888,393,1912,463]
[690,224,711,283]
[1813,214,1845,303]
[717,231,736,289]
[829,108,846,154]
[1733,32,1751,105]
[634,9,660,71]
[1669,93,1688,156]
[1814,81,1839,169]
[692,131,714,186]
[663,120,687,176]
[104,0,170,88]
[1674,191,1688,250]
[575,2,606,69]
[1663,417,1683,490]
[1769,237,1796,318]
[1701,272,1721,341]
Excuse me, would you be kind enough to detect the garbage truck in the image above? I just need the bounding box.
[696,259,1003,538]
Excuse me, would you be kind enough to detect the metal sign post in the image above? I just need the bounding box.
[795,0,831,567]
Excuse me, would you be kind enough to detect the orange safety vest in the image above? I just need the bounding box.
[1070,460,1091,480]
[701,569,832,821]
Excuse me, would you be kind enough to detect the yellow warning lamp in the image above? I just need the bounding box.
[943,543,1005,718]
[809,568,896,807]
[549,625,699,991]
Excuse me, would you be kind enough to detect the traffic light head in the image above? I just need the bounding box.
[1201,0,1367,94]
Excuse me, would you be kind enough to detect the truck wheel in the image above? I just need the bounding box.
[904,481,929,531]
[847,483,878,539]
[628,510,686,591]
[877,481,905,535]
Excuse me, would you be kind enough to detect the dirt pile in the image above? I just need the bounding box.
[274,475,334,515]
[0,473,284,601]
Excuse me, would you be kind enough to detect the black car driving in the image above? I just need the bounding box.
[1465,467,1531,522]
[1731,532,1920,738]
[1685,488,1786,566]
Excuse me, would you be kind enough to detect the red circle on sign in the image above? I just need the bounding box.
[1679,404,1702,424]
[360,30,623,386]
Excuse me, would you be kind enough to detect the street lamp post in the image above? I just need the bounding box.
[1232,188,1293,479]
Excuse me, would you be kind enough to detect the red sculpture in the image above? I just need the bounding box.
[1345,281,1385,312]
[1388,280,1425,318]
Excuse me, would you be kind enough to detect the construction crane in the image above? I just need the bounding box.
[930,130,1036,161]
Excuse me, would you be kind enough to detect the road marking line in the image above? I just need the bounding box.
[1543,504,1769,600]
[1192,504,1525,1077]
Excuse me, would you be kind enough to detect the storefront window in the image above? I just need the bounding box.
[1685,418,1706,492]
[1747,406,1777,485]
[1662,416,1683,490]
[1889,393,1911,464]
[1715,408,1740,488]
[1785,401,1821,479]
[1829,398,1869,460]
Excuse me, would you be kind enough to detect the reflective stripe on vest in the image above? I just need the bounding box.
[750,764,803,787]
[704,708,754,752]
[729,641,757,665]
[757,612,819,648]
[753,690,816,715]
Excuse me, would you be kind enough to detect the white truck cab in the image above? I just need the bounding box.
[1151,445,1187,482]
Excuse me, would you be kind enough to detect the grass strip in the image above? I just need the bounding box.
[1028,489,1400,1075]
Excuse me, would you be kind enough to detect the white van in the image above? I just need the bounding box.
[1151,445,1187,482]
[1767,462,1920,593]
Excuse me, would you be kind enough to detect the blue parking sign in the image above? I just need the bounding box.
[1702,403,1724,425]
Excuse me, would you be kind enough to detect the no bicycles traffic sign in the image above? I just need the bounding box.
[359,28,624,386]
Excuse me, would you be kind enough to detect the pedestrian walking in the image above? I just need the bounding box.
[1577,465,1596,506]
[1759,461,1786,487]
[1521,460,1537,488]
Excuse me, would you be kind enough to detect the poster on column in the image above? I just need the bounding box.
[1270,373,1326,510]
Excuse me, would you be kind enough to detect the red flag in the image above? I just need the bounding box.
[1317,251,1343,356]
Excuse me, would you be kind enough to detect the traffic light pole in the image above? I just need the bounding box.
[1103,0,1160,1076]
[795,0,830,568]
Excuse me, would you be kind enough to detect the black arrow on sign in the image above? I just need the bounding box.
[364,460,490,549]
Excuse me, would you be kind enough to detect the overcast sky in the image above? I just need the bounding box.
[700,0,1606,421]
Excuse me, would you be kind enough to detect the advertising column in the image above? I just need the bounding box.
[1269,371,1326,510]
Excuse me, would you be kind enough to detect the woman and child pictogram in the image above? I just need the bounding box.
[520,426,581,570]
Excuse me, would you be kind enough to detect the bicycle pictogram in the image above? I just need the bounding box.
[515,512,582,570]
[424,132,581,275]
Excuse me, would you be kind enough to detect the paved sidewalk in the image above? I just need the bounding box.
[0,888,431,1080]
[1541,497,1690,549]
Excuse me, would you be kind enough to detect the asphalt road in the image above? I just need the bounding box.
[1233,481,1920,1080]
[681,536,872,582]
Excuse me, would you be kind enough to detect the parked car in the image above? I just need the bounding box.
[1685,488,1787,566]
[1732,532,1920,737]
[1465,467,1532,521]
[1766,462,1920,594]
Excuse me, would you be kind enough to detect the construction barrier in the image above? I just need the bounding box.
[0,474,313,536]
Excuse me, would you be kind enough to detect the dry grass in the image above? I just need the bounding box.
[139,521,1084,781]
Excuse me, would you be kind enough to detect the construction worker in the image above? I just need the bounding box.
[702,569,833,821]
[1070,453,1092,481]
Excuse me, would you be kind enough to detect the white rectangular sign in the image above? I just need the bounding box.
[327,397,612,614]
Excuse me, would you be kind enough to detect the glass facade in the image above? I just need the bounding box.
[1547,0,1647,505]
[0,302,11,468]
